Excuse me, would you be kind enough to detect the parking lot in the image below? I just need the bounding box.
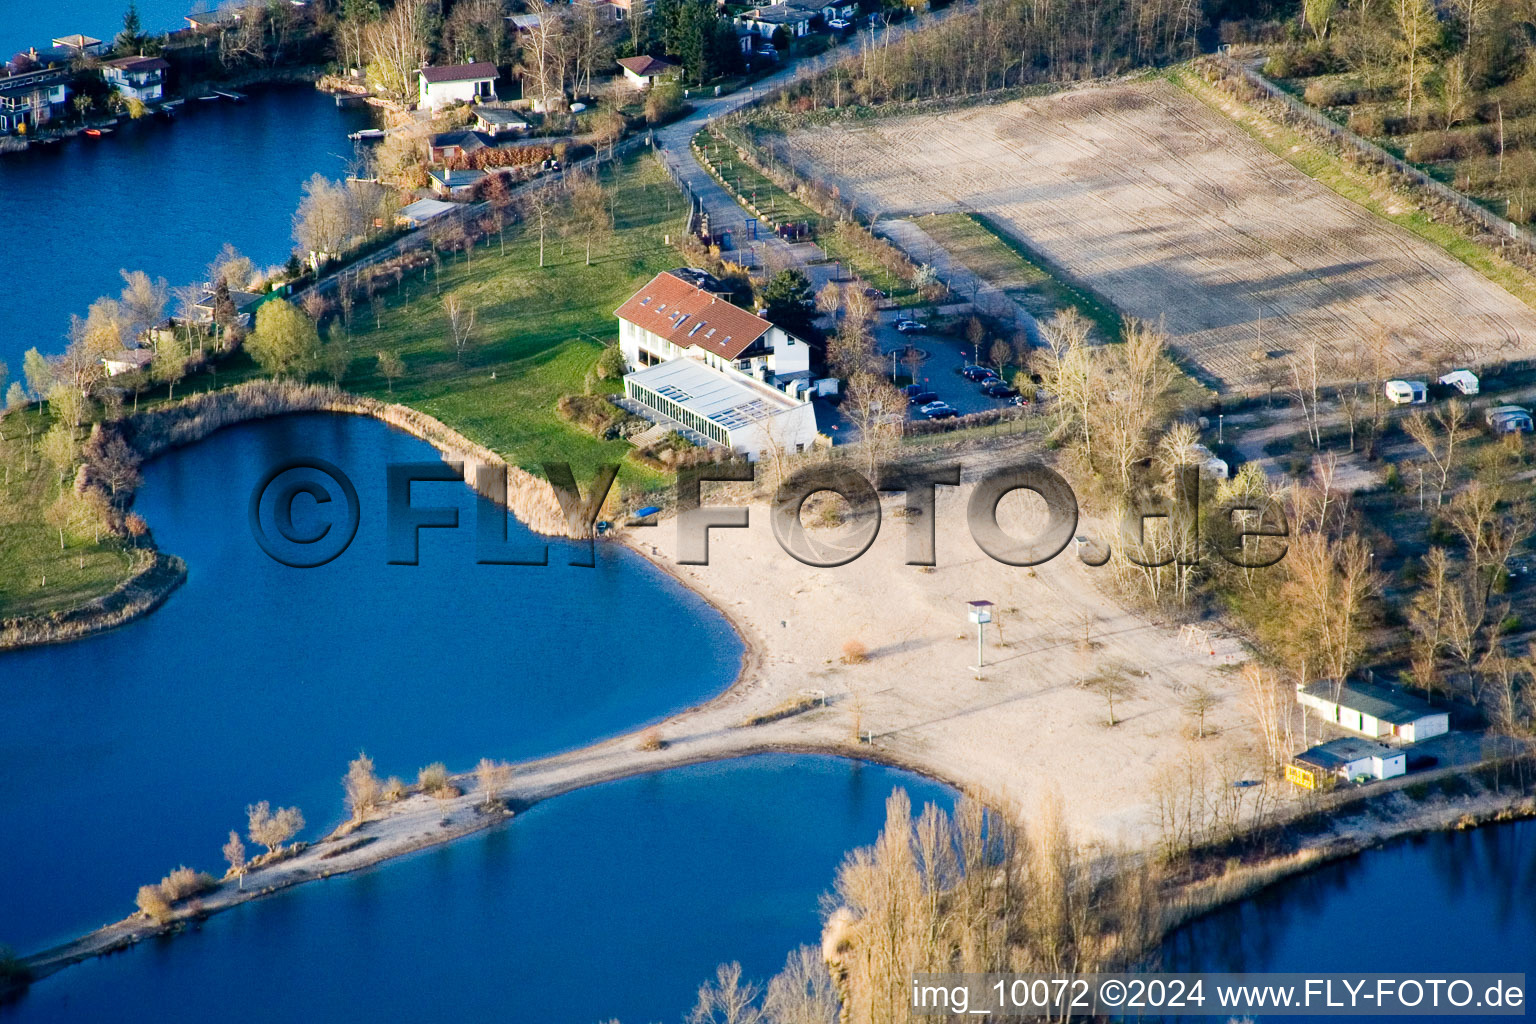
[875,313,1019,420]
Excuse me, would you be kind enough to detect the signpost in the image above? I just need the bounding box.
[967,600,993,678]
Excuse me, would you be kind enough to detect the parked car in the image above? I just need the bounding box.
[961,365,998,381]
[863,287,885,299]
[1438,369,1480,395]
[1384,379,1428,405]
[826,17,851,28]
[982,380,1020,399]
[895,319,927,333]
[1007,394,1027,407]
[907,390,939,406]
[902,383,926,398]
[919,401,958,419]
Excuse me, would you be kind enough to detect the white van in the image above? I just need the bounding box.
[1385,380,1428,405]
[1437,369,1480,395]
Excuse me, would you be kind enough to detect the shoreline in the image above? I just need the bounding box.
[17,724,1533,989]
[0,552,186,653]
[0,387,579,654]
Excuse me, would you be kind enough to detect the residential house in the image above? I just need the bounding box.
[0,66,69,135]
[417,62,498,110]
[603,0,645,19]
[192,288,263,326]
[51,34,105,56]
[616,54,679,90]
[428,167,487,197]
[507,13,544,32]
[102,349,153,377]
[427,129,492,164]
[736,2,816,39]
[102,56,169,105]
[819,1,857,20]
[1297,679,1450,744]
[1286,737,1406,790]
[186,10,241,31]
[473,106,529,136]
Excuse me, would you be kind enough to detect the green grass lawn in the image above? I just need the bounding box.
[0,409,140,620]
[333,152,691,488]
[917,212,1122,340]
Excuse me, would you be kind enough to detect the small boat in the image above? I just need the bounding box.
[214,90,246,103]
[83,127,104,137]
[348,128,386,141]
[162,98,185,108]
[198,94,222,102]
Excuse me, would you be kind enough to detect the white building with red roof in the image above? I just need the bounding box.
[616,54,679,89]
[615,271,819,457]
[417,61,498,110]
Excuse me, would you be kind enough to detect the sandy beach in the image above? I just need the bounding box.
[621,465,1259,846]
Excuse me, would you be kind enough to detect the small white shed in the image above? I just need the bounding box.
[1294,737,1406,785]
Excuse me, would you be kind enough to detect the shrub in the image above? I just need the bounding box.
[382,775,406,802]
[1304,80,1357,107]
[418,762,455,798]
[1348,108,1386,137]
[136,884,173,924]
[159,866,216,902]
[841,639,868,664]
[637,727,666,751]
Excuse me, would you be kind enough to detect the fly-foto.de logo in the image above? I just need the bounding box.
[249,458,1290,571]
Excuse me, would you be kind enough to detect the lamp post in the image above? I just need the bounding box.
[967,600,993,678]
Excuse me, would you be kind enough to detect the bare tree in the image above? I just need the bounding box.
[222,831,247,889]
[443,294,478,363]
[689,962,764,1024]
[521,179,565,268]
[376,350,405,393]
[1404,400,1469,506]
[1181,683,1220,738]
[843,371,904,476]
[475,758,513,811]
[1084,663,1137,726]
[763,946,838,1024]
[363,0,429,101]
[344,752,382,822]
[246,801,305,856]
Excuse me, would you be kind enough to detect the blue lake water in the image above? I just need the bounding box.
[0,85,370,375]
[1165,819,1536,1020]
[6,754,953,1023]
[0,413,744,953]
[3,3,198,69]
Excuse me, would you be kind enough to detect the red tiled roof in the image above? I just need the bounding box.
[419,61,498,84]
[617,55,678,77]
[615,272,771,360]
